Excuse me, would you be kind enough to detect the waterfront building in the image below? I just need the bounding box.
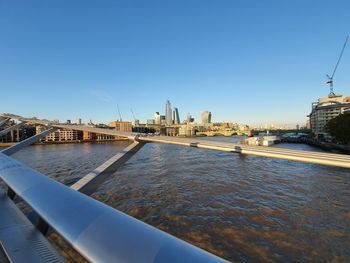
[179,124,196,136]
[147,119,155,125]
[308,94,350,138]
[172,108,180,125]
[160,115,166,125]
[83,131,94,140]
[186,114,194,123]
[108,121,132,132]
[165,100,172,125]
[154,112,161,125]
[1,123,35,143]
[82,131,116,141]
[36,126,81,142]
[201,111,212,124]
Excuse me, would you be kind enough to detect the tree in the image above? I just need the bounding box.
[326,113,350,144]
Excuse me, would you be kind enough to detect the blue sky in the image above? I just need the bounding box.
[1,0,349,126]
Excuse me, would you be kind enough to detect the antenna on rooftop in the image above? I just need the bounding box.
[325,35,349,97]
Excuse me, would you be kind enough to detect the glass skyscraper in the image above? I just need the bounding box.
[201,111,212,124]
[165,100,172,125]
[172,107,180,124]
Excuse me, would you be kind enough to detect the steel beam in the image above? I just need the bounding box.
[71,141,145,195]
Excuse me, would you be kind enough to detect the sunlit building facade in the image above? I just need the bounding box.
[108,121,132,132]
[154,112,161,125]
[201,111,212,124]
[308,94,350,137]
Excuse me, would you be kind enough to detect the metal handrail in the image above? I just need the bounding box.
[0,153,226,263]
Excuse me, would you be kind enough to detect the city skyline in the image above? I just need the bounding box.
[1,1,350,126]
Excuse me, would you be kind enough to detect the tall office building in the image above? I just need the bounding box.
[186,113,194,123]
[201,111,212,124]
[154,112,161,125]
[165,100,172,125]
[172,108,180,125]
[76,118,82,125]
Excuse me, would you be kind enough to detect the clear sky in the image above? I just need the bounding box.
[1,0,349,126]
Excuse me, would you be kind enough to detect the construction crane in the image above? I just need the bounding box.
[117,104,122,122]
[130,108,139,127]
[325,35,349,97]
[130,109,136,121]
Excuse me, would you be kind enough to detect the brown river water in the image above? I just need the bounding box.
[2,137,350,262]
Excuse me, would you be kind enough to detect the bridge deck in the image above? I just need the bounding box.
[139,136,350,169]
[0,190,66,263]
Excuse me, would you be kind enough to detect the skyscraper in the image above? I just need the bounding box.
[201,111,212,124]
[172,107,180,125]
[154,112,161,125]
[165,100,172,125]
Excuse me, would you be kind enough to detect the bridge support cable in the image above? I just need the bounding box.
[1,128,57,156]
[0,153,226,263]
[71,141,146,195]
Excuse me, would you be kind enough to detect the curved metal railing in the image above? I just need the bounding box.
[0,153,226,263]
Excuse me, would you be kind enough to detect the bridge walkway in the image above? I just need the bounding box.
[139,136,350,169]
[0,190,66,263]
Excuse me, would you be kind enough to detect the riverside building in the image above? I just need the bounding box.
[108,121,132,132]
[308,94,350,138]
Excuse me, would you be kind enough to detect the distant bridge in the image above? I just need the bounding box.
[0,115,350,262]
[196,130,237,137]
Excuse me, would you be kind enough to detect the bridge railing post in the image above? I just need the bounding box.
[37,216,50,236]
[7,186,16,200]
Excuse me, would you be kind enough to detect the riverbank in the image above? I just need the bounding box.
[0,142,15,147]
[0,138,129,148]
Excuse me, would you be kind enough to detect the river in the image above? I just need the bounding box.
[3,138,350,262]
